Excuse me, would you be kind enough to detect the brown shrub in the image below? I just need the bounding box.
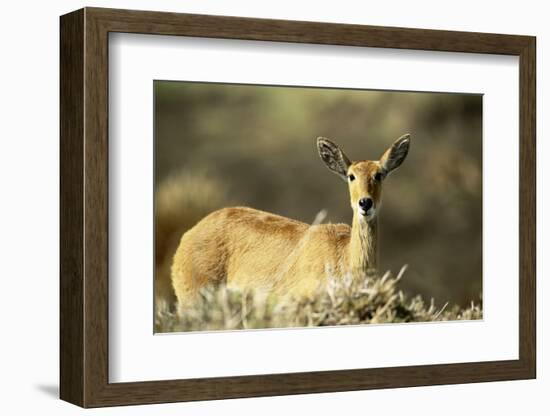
[155,265,482,333]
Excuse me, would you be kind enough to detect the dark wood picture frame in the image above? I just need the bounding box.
[60,7,536,408]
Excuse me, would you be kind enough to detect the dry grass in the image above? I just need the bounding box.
[155,171,229,305]
[155,265,482,333]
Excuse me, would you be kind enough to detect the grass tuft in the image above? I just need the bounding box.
[155,265,482,333]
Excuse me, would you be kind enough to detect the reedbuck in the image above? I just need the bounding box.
[171,134,410,308]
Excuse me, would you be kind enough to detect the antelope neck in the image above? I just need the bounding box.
[349,214,378,276]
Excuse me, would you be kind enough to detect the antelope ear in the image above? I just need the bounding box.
[316,137,352,181]
[380,134,410,175]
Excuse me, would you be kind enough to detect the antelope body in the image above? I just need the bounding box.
[171,134,410,308]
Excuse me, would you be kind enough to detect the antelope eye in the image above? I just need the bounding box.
[374,172,383,182]
[348,174,355,182]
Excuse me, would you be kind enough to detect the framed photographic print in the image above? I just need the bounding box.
[60,7,536,408]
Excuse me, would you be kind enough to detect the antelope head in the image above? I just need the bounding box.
[317,134,410,222]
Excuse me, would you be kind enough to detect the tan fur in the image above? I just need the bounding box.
[170,135,410,309]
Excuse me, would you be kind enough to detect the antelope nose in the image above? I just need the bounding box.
[358,198,373,210]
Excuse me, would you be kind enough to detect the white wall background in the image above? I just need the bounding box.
[0,1,545,414]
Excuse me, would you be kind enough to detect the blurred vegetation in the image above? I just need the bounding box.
[155,266,482,333]
[154,80,482,309]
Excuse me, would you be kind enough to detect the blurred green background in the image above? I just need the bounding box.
[154,81,482,307]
